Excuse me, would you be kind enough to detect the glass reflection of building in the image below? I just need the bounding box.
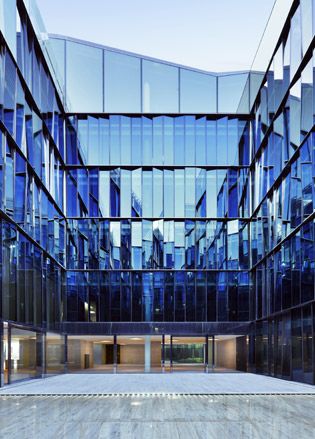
[0,0,314,385]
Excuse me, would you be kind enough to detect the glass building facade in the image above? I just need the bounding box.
[0,0,314,384]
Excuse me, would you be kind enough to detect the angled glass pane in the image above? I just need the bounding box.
[104,51,141,112]
[180,69,217,113]
[142,60,179,113]
[218,73,248,113]
[66,41,103,112]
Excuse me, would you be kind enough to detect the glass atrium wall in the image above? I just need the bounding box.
[48,36,253,114]
[0,0,314,385]
[246,0,315,383]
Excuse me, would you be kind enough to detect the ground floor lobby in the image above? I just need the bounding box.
[1,326,248,383]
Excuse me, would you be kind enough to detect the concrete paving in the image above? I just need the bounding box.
[0,372,314,395]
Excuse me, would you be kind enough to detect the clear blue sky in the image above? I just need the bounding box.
[37,0,275,72]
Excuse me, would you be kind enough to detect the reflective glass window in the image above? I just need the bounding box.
[104,51,141,112]
[66,41,103,112]
[48,38,65,98]
[218,73,248,113]
[290,6,302,80]
[142,60,179,113]
[180,69,216,113]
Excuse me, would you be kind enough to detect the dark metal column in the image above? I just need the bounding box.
[205,335,208,373]
[64,334,68,373]
[212,336,215,369]
[161,334,165,373]
[170,335,173,372]
[113,335,117,373]
[36,332,44,378]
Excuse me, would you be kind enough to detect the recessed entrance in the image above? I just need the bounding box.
[65,334,246,374]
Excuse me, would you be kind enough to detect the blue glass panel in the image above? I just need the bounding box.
[153,168,163,217]
[180,69,217,113]
[110,169,120,217]
[174,221,185,269]
[66,41,103,112]
[132,222,142,269]
[164,117,174,165]
[109,116,121,164]
[120,116,131,165]
[99,118,110,165]
[153,272,164,321]
[206,120,217,165]
[290,6,302,81]
[121,169,131,217]
[132,169,142,217]
[142,60,179,113]
[142,117,152,165]
[174,271,185,321]
[110,222,121,269]
[174,170,184,217]
[152,117,163,164]
[164,221,174,268]
[131,118,142,165]
[185,168,195,216]
[185,220,195,268]
[142,273,153,322]
[142,170,152,217]
[164,170,174,218]
[174,116,185,165]
[121,271,131,320]
[153,220,163,268]
[217,117,228,165]
[104,51,141,112]
[142,220,153,268]
[184,116,195,165]
[99,171,110,217]
[121,221,131,269]
[218,73,248,113]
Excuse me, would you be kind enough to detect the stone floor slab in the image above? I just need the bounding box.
[0,373,314,395]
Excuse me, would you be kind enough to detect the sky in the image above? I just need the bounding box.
[36,0,275,72]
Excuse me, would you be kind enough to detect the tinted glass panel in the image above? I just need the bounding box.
[142,60,179,113]
[66,41,103,112]
[104,51,141,112]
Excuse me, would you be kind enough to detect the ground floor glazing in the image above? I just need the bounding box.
[0,322,247,384]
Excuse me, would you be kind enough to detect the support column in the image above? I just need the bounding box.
[36,332,45,378]
[144,335,151,373]
[113,335,117,373]
[170,335,173,372]
[161,334,165,373]
[64,334,68,373]
[205,335,208,373]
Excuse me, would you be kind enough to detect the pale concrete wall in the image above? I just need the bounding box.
[151,341,161,366]
[119,341,161,366]
[80,340,94,368]
[215,339,236,369]
[68,340,94,369]
[120,344,144,364]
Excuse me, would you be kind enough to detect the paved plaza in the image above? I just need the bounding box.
[0,393,314,438]
[1,373,314,395]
